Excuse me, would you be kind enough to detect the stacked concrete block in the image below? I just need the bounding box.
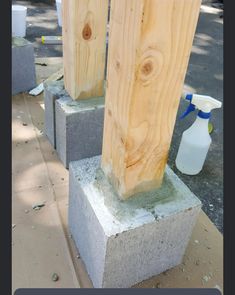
[43,80,65,148]
[68,156,202,288]
[12,37,37,95]
[55,96,104,168]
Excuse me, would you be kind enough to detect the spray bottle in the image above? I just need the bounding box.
[175,93,222,175]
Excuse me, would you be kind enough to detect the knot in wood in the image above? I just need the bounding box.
[138,50,164,86]
[116,61,120,69]
[141,62,153,76]
[82,23,92,40]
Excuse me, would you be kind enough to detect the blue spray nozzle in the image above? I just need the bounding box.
[180,93,196,119]
[180,102,196,119]
[185,94,193,102]
[180,92,221,121]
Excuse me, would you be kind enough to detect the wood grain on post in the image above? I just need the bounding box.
[101,0,201,199]
[62,0,109,100]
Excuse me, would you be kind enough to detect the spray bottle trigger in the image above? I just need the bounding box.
[180,103,196,119]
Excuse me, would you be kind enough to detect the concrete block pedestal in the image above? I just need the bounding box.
[69,156,201,288]
[55,96,104,168]
[43,81,104,167]
[12,37,37,95]
[44,80,65,148]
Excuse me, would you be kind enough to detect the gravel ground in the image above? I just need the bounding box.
[12,0,223,232]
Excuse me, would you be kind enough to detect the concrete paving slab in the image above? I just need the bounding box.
[12,91,79,291]
[12,186,79,291]
[12,94,50,192]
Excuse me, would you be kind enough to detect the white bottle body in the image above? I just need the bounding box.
[175,116,211,175]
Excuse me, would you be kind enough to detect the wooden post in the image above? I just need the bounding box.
[62,0,109,100]
[101,0,201,199]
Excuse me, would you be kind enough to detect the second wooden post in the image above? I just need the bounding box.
[62,0,109,100]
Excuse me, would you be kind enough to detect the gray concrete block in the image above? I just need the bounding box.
[55,96,104,168]
[69,156,202,288]
[43,80,65,148]
[12,37,37,95]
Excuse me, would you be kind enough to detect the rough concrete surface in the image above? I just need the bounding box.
[55,95,104,168]
[12,0,223,231]
[12,58,223,290]
[43,79,64,148]
[69,156,202,288]
[12,37,37,95]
